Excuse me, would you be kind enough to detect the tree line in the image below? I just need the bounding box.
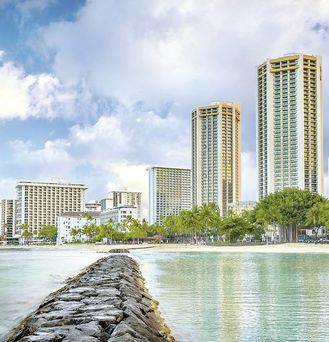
[16,188,329,244]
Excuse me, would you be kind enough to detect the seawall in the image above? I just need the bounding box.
[6,255,175,342]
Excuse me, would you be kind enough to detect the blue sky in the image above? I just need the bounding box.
[0,0,328,213]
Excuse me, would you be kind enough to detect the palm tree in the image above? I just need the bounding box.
[20,223,31,245]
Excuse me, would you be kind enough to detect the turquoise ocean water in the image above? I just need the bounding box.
[0,248,102,340]
[1,248,329,341]
[133,251,329,342]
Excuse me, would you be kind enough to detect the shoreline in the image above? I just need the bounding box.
[1,242,329,254]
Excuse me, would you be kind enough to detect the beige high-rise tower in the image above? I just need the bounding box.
[257,53,323,199]
[192,101,241,216]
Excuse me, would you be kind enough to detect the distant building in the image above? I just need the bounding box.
[16,181,87,235]
[257,53,323,199]
[148,166,191,225]
[85,201,102,212]
[100,198,112,212]
[227,201,257,215]
[57,211,100,244]
[100,205,138,226]
[192,101,241,216]
[101,191,142,221]
[0,199,17,240]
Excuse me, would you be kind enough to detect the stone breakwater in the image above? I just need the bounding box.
[7,255,175,342]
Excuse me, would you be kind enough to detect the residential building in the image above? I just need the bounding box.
[0,199,17,240]
[227,201,257,215]
[85,201,102,212]
[57,211,100,244]
[100,206,138,226]
[257,53,323,199]
[16,181,87,235]
[192,101,241,216]
[101,191,142,221]
[100,198,112,212]
[148,166,191,225]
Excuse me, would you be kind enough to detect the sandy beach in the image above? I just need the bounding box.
[2,243,329,254]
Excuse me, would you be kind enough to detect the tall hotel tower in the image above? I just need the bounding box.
[16,181,87,235]
[148,166,191,224]
[257,54,323,199]
[192,101,241,216]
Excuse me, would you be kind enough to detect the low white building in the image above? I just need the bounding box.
[57,211,100,244]
[100,206,138,226]
[227,201,257,215]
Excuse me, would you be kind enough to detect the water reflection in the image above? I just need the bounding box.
[0,248,102,339]
[133,252,329,342]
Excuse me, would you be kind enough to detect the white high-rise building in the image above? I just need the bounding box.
[16,181,87,235]
[257,53,323,199]
[148,166,191,225]
[0,199,17,240]
[101,191,142,221]
[192,101,241,216]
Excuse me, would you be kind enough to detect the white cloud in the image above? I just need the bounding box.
[0,178,18,198]
[68,104,189,168]
[9,139,76,180]
[0,60,78,120]
[40,0,329,104]
[37,0,329,156]
[1,0,329,206]
[0,62,30,119]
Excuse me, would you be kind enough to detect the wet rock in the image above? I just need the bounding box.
[6,255,175,342]
[108,332,147,341]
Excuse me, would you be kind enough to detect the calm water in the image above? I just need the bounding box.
[133,251,329,342]
[0,248,103,340]
[1,249,329,342]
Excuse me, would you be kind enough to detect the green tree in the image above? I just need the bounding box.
[198,203,221,241]
[305,201,329,241]
[254,188,326,242]
[98,220,117,244]
[83,212,94,221]
[71,228,82,242]
[162,215,180,240]
[220,213,255,242]
[82,223,99,242]
[123,217,146,244]
[20,223,32,244]
[178,206,202,243]
[38,224,57,242]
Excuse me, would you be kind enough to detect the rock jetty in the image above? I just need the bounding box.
[7,255,175,342]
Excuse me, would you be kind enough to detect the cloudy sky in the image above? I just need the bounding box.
[0,0,328,214]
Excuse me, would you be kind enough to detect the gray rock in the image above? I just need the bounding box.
[107,332,147,341]
[19,332,64,342]
[58,293,83,301]
[75,321,102,336]
[7,255,175,342]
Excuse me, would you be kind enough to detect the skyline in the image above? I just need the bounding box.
[0,0,329,215]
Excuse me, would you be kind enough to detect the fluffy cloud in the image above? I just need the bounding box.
[40,0,329,102]
[8,139,75,179]
[1,0,329,208]
[0,59,77,120]
[38,0,329,153]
